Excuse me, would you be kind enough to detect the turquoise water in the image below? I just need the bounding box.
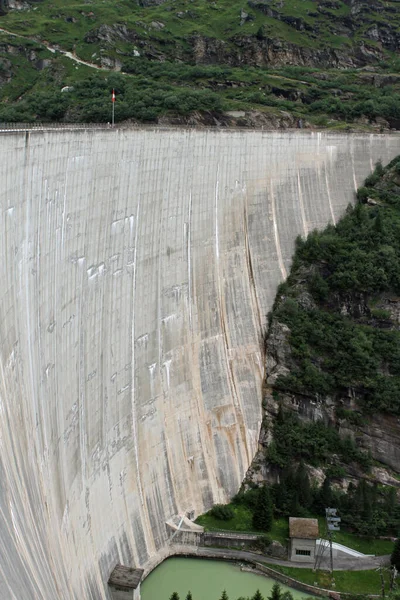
[141,557,312,600]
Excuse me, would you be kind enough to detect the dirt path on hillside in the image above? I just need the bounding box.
[0,26,105,70]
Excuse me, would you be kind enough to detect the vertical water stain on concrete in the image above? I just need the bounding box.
[0,127,398,599]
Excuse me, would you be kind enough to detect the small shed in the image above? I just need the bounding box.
[289,517,319,562]
[108,564,144,600]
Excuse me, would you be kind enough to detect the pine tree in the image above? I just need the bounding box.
[296,461,312,509]
[281,592,294,600]
[319,477,332,510]
[289,489,301,516]
[170,593,180,600]
[362,483,373,524]
[251,590,264,600]
[185,592,193,600]
[276,404,285,424]
[220,590,229,600]
[252,486,273,532]
[268,582,281,600]
[391,538,400,570]
[351,481,364,517]
[385,487,396,516]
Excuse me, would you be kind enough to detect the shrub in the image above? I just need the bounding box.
[209,504,234,521]
[256,534,273,552]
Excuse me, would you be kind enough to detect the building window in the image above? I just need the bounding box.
[295,549,311,556]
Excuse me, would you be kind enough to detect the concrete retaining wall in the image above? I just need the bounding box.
[0,127,398,598]
[253,563,334,598]
[204,532,260,550]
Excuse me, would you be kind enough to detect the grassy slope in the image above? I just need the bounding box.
[267,565,391,594]
[0,0,400,123]
[195,509,393,555]
[1,0,399,58]
[196,507,290,545]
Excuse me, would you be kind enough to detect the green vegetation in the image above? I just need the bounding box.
[268,565,392,595]
[272,157,400,416]
[268,407,371,470]
[1,51,400,126]
[169,583,295,600]
[1,0,400,125]
[197,455,399,548]
[196,506,289,545]
[391,538,400,570]
[196,504,255,533]
[326,527,394,556]
[209,504,235,521]
[252,486,273,532]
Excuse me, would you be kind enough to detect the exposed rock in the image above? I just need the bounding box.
[370,466,400,489]
[156,109,306,130]
[266,540,287,557]
[374,296,400,326]
[307,465,326,487]
[138,0,167,7]
[240,8,248,25]
[0,58,12,85]
[189,33,382,68]
[99,55,122,70]
[7,0,30,9]
[150,20,165,30]
[365,25,400,52]
[85,24,138,45]
[318,0,341,8]
[265,321,293,376]
[35,58,52,70]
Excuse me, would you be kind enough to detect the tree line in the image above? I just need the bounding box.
[169,582,294,600]
[233,414,400,538]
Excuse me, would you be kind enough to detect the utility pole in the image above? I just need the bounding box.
[379,565,385,598]
[325,508,341,581]
[328,529,333,574]
[112,89,115,127]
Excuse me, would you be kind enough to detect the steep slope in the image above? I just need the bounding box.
[1,0,399,67]
[0,0,400,125]
[248,156,400,496]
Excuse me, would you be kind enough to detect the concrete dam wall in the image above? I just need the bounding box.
[0,127,398,599]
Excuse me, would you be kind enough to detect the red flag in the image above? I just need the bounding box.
[112,89,116,103]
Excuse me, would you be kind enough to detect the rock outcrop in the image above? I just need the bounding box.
[246,161,400,490]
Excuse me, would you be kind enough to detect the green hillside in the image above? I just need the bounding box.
[0,0,399,124]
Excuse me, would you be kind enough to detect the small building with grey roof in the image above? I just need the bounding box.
[289,517,319,562]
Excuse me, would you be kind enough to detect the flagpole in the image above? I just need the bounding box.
[112,89,115,127]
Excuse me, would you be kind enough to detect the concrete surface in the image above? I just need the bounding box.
[143,544,391,575]
[317,539,373,558]
[0,127,398,599]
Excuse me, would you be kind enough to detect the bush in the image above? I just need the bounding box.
[256,535,273,552]
[209,504,235,521]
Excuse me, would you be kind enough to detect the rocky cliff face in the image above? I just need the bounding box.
[83,23,394,69]
[246,159,400,492]
[269,312,400,466]
[246,315,400,491]
[15,0,396,70]
[189,34,375,68]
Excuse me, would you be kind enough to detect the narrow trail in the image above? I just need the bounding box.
[0,25,306,84]
[0,26,107,71]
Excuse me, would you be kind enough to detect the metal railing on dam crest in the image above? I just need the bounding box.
[0,126,398,599]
